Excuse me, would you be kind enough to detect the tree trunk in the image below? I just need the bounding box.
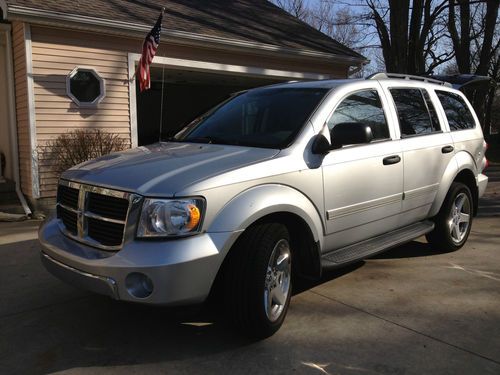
[476,0,500,75]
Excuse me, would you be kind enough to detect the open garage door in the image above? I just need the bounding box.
[136,67,283,146]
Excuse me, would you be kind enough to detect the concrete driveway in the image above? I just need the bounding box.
[1,167,499,375]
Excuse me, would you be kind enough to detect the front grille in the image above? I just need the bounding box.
[57,185,79,209]
[87,218,125,247]
[56,181,137,250]
[88,192,128,221]
[57,205,77,235]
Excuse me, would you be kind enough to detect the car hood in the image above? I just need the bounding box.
[61,142,280,196]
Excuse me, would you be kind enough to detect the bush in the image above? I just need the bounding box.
[44,129,127,175]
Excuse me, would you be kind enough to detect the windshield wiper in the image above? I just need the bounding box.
[185,136,241,146]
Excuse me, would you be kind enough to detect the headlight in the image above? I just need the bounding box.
[137,198,205,238]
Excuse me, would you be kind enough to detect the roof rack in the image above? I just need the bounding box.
[367,72,452,87]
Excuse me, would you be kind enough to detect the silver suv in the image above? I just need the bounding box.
[39,73,489,338]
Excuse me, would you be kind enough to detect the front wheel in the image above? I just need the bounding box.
[222,223,292,339]
[426,182,473,251]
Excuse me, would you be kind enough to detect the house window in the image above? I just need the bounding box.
[66,67,105,107]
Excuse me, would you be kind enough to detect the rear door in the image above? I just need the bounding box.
[382,84,455,226]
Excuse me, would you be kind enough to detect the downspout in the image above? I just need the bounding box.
[348,59,370,77]
[4,23,32,216]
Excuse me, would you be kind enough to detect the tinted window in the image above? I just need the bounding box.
[436,91,476,130]
[328,90,390,140]
[390,88,439,136]
[175,87,328,149]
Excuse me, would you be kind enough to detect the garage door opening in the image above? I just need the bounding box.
[136,67,283,146]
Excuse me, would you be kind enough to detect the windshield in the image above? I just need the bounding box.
[172,87,329,149]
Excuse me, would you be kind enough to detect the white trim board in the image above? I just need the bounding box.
[128,56,138,148]
[128,53,334,81]
[0,0,7,20]
[24,23,40,198]
[127,53,335,148]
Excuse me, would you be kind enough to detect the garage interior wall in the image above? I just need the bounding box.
[136,67,282,145]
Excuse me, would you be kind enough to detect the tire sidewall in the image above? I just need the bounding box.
[250,224,292,335]
[438,182,473,249]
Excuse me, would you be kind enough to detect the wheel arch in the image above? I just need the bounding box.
[429,151,479,217]
[208,184,324,282]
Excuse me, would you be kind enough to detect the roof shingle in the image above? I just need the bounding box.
[6,0,364,60]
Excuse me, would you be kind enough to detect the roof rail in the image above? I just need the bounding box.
[367,72,452,87]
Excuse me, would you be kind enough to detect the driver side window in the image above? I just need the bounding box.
[327,90,390,140]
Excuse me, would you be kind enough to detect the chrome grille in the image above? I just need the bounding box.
[57,185,79,209]
[56,180,139,251]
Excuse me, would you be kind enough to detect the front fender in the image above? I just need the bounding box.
[428,150,476,217]
[208,184,324,247]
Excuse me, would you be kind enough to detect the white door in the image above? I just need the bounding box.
[387,87,455,226]
[322,88,403,250]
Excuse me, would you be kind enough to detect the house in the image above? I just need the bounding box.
[0,0,366,212]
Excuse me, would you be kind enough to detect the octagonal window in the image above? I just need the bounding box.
[66,67,105,107]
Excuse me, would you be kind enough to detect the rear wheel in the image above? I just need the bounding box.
[223,222,292,339]
[426,182,473,251]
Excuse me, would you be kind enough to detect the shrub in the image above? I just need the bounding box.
[43,129,127,175]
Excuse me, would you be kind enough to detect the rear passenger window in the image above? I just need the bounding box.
[328,90,390,140]
[390,88,440,136]
[436,91,476,130]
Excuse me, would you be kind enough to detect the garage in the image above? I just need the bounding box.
[136,66,283,145]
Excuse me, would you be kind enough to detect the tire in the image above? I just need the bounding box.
[222,222,292,339]
[426,182,473,252]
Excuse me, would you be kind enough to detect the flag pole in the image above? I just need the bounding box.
[129,7,165,84]
[159,7,166,142]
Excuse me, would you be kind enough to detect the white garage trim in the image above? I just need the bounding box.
[127,53,334,148]
[25,23,40,198]
[1,23,32,214]
[0,0,7,20]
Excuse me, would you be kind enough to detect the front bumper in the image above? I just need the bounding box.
[39,217,241,305]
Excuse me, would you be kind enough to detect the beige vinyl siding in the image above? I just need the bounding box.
[11,22,32,197]
[24,25,350,199]
[30,26,131,198]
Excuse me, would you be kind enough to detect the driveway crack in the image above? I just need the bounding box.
[309,290,500,367]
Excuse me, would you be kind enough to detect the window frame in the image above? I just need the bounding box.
[388,87,443,139]
[325,88,393,146]
[66,66,106,107]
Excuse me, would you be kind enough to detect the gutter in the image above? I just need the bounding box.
[7,5,368,67]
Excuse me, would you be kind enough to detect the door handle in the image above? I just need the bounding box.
[383,155,401,165]
[442,145,454,154]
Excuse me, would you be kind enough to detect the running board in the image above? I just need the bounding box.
[321,221,435,267]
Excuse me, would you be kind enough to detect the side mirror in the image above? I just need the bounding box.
[330,122,373,149]
[311,134,331,155]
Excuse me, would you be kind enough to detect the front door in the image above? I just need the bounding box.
[322,88,403,251]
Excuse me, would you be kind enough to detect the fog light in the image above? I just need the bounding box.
[125,272,154,299]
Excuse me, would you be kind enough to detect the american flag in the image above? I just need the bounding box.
[138,10,163,92]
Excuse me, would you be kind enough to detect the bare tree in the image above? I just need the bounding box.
[447,0,499,134]
[273,0,308,20]
[448,0,499,76]
[365,0,453,74]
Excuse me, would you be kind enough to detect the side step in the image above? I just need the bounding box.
[321,221,435,267]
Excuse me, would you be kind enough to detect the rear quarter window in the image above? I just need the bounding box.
[436,91,476,131]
